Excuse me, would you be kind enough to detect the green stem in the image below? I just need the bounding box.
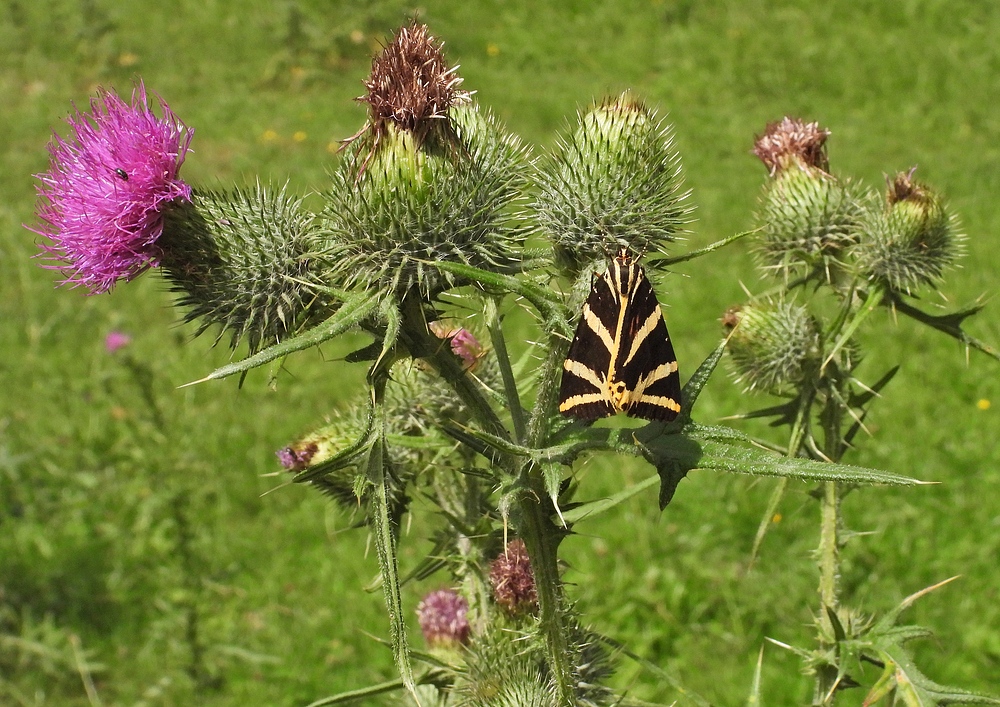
[485,296,527,443]
[517,485,575,706]
[518,335,578,704]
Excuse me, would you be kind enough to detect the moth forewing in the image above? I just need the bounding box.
[559,250,681,422]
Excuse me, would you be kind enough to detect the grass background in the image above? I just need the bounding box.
[2,0,999,704]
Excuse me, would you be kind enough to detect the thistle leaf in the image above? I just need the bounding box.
[183,291,380,384]
[559,473,659,524]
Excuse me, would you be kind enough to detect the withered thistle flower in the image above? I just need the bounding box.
[752,117,862,282]
[752,117,830,176]
[317,23,529,301]
[853,168,962,295]
[535,92,690,275]
[355,21,467,153]
[417,588,471,648]
[489,538,538,615]
[30,84,192,293]
[725,302,822,394]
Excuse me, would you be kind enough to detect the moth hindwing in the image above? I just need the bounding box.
[558,249,681,422]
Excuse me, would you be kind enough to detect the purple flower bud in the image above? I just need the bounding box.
[489,538,537,615]
[416,588,470,647]
[104,331,132,353]
[30,83,193,293]
[429,320,484,370]
[275,442,318,472]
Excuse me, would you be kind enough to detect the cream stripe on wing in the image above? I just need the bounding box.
[622,305,665,367]
[559,392,611,411]
[562,359,607,390]
[581,303,615,355]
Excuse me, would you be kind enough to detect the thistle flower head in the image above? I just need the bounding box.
[752,118,861,283]
[158,184,327,353]
[535,93,691,275]
[489,538,537,615]
[752,116,831,176]
[854,168,962,294]
[31,83,193,293]
[318,100,529,301]
[725,302,822,393]
[358,22,467,143]
[429,320,485,370]
[417,588,470,648]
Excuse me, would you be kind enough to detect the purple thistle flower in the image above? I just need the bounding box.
[104,330,132,353]
[416,588,470,647]
[429,320,485,370]
[489,538,537,615]
[30,83,193,293]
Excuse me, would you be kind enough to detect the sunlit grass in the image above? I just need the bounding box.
[3,0,1000,704]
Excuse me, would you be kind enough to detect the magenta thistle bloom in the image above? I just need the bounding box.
[416,588,470,647]
[31,83,193,293]
[104,330,132,353]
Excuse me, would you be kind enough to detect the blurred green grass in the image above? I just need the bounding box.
[2,0,999,704]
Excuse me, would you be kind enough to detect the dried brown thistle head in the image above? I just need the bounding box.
[345,22,469,165]
[752,117,831,176]
[886,166,926,205]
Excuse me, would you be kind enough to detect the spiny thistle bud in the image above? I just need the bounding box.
[853,168,962,295]
[725,302,822,393]
[159,184,327,353]
[417,588,471,648]
[317,24,529,302]
[276,410,367,507]
[29,83,192,293]
[535,92,690,276]
[752,118,862,282]
[489,538,538,616]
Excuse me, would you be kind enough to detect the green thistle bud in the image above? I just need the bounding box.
[725,302,822,393]
[276,408,368,508]
[854,168,962,295]
[316,24,529,302]
[159,184,326,353]
[752,118,862,282]
[535,92,690,276]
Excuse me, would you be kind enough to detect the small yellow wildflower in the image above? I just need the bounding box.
[772,513,783,524]
[977,398,991,411]
[118,52,139,67]
[261,129,279,143]
[486,43,500,57]
[293,131,307,143]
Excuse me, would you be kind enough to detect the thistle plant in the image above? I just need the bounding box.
[729,116,999,706]
[28,23,1000,707]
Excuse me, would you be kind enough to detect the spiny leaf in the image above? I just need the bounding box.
[649,227,758,268]
[417,257,573,336]
[182,291,380,384]
[675,340,727,423]
[630,423,925,488]
[559,473,659,524]
[891,294,1000,363]
[365,424,418,701]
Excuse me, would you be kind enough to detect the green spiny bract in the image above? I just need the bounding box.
[158,184,326,353]
[451,620,615,707]
[752,117,863,284]
[853,169,962,295]
[316,103,530,301]
[725,301,822,393]
[534,93,690,277]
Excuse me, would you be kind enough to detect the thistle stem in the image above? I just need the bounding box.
[520,337,579,705]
